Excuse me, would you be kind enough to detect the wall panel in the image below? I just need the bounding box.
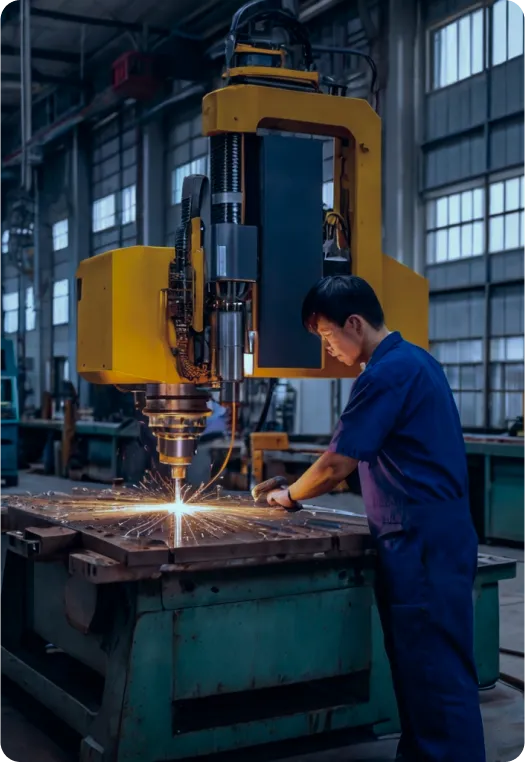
[429,290,485,340]
[425,76,486,142]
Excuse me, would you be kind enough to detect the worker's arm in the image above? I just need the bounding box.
[267,368,410,509]
[267,451,357,508]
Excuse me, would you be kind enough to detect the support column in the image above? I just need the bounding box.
[36,174,53,407]
[383,0,420,271]
[143,120,166,246]
[71,126,91,407]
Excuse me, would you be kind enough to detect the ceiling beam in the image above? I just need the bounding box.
[29,8,199,40]
[2,43,80,64]
[2,70,84,87]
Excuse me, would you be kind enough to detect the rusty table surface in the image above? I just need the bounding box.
[1,488,372,568]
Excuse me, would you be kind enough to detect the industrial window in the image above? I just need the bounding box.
[431,338,484,427]
[92,194,116,232]
[121,185,136,225]
[52,279,69,326]
[426,187,485,263]
[52,219,68,251]
[1,230,9,254]
[489,176,524,252]
[171,157,208,205]
[492,0,524,66]
[489,335,524,427]
[322,181,334,209]
[2,292,18,334]
[431,8,484,90]
[25,286,36,332]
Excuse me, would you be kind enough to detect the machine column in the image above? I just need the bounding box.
[383,0,420,272]
[71,126,91,407]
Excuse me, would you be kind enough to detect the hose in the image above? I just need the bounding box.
[254,378,278,433]
[189,402,237,502]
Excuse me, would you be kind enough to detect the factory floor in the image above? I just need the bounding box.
[1,472,524,762]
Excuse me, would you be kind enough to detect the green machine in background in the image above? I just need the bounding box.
[1,494,516,762]
[465,435,524,544]
[0,338,20,487]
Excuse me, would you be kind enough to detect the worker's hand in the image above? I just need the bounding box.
[267,488,298,510]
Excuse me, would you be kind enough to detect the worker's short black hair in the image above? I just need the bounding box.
[302,275,385,333]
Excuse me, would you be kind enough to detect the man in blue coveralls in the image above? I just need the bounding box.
[263,275,485,762]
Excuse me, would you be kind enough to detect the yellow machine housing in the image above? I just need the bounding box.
[77,86,428,385]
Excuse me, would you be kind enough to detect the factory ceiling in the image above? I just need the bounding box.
[1,0,344,113]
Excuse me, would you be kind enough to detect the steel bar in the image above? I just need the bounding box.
[2,71,84,87]
[2,44,80,64]
[29,8,196,39]
[20,0,32,192]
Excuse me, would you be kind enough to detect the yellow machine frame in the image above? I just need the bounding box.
[77,81,428,385]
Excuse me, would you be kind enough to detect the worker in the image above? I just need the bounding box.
[262,275,485,762]
[186,397,228,488]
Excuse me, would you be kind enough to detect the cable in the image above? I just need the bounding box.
[254,378,278,433]
[312,44,378,100]
[189,402,237,502]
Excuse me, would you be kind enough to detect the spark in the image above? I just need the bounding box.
[126,501,211,516]
[1,469,367,553]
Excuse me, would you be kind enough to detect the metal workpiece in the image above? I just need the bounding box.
[1,491,372,563]
[143,384,211,482]
[218,310,244,383]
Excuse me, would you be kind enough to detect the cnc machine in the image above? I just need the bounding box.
[76,1,428,493]
[2,7,516,762]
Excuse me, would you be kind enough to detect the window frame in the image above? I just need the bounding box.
[425,182,486,265]
[488,173,524,254]
[1,230,10,255]
[52,218,69,252]
[430,338,485,427]
[25,285,36,332]
[491,0,525,67]
[92,194,116,233]
[2,291,19,334]
[121,184,136,225]
[427,5,486,93]
[488,333,524,428]
[52,279,69,326]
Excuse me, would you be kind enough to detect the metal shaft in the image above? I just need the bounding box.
[142,384,210,490]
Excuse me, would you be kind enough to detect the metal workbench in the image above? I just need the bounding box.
[1,490,516,762]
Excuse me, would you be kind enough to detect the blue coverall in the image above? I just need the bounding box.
[328,331,485,762]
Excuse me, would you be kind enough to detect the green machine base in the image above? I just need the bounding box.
[465,436,524,544]
[1,497,516,762]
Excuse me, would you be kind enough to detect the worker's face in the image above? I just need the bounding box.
[316,316,365,366]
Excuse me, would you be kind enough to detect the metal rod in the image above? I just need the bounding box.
[20,0,32,192]
[2,43,80,63]
[29,7,198,39]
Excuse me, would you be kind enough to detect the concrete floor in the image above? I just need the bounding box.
[2,472,524,762]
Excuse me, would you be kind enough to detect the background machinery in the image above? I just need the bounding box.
[1,337,19,487]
